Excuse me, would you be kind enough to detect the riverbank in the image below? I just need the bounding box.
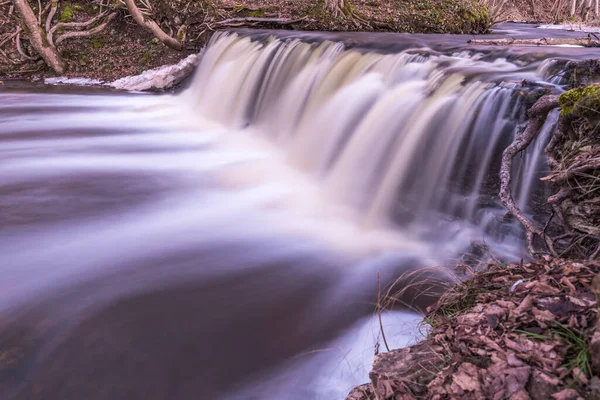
[1,0,491,80]
[348,259,600,400]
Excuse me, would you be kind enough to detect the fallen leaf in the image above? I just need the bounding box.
[505,337,528,353]
[515,295,534,315]
[551,388,580,400]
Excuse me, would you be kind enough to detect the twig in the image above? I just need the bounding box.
[377,272,391,353]
[0,27,20,49]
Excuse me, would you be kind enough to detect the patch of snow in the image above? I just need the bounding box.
[44,77,104,86]
[538,23,600,33]
[108,54,199,91]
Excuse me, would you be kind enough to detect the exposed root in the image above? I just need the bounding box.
[55,13,118,45]
[123,0,182,51]
[500,94,560,257]
[11,0,66,73]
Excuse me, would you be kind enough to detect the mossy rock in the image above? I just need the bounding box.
[558,84,600,119]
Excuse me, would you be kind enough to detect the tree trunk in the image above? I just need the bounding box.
[570,0,578,15]
[581,0,593,20]
[11,0,66,73]
[595,0,599,16]
[325,0,346,16]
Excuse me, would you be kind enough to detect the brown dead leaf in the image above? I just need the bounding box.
[529,282,561,295]
[505,366,531,396]
[507,352,524,367]
[512,389,532,400]
[560,277,577,293]
[532,307,556,321]
[480,335,504,352]
[505,337,528,353]
[551,388,580,400]
[457,313,484,326]
[451,363,481,392]
[567,293,596,309]
[515,295,534,315]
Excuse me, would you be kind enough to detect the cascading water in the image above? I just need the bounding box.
[0,28,566,400]
[183,32,554,257]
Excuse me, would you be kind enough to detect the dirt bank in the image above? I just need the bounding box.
[0,0,490,81]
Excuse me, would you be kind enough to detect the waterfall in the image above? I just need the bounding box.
[183,32,557,252]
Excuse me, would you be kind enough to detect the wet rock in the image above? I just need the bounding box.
[370,343,440,399]
[346,383,374,400]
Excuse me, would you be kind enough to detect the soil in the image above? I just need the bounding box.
[0,0,490,81]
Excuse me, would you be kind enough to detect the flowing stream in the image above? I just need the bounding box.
[0,25,578,399]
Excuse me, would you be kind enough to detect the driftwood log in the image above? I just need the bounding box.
[468,37,600,47]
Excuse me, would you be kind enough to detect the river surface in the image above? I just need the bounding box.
[0,24,582,399]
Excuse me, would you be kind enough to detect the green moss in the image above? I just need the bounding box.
[60,3,74,23]
[141,49,151,67]
[249,10,266,17]
[559,85,600,116]
[92,38,104,49]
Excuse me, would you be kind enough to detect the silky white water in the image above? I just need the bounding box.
[0,30,565,400]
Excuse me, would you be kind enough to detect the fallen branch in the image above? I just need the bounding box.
[468,37,600,47]
[499,94,560,256]
[213,16,308,26]
[123,0,182,50]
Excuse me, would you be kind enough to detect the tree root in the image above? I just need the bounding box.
[499,94,560,257]
[124,0,182,51]
[12,0,66,73]
[55,13,118,45]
